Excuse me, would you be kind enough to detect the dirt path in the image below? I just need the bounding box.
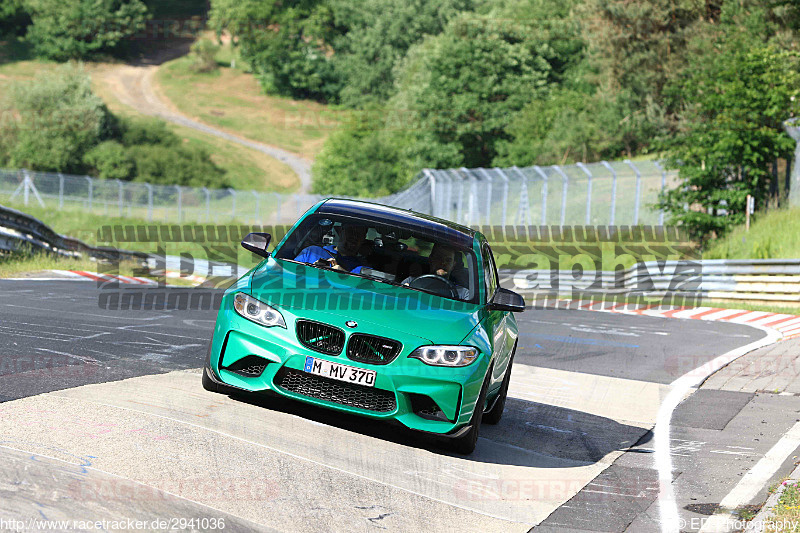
[97,57,313,193]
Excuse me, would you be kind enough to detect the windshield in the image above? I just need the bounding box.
[273,214,479,303]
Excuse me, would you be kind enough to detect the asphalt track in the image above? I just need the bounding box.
[0,279,790,532]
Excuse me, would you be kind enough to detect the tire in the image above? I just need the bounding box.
[449,368,492,455]
[483,342,517,425]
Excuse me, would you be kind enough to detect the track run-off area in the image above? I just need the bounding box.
[2,279,800,532]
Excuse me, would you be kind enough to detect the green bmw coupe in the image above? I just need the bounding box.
[203,199,524,454]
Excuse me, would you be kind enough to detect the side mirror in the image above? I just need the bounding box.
[242,232,272,258]
[488,287,525,312]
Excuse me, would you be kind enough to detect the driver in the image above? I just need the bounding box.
[294,224,369,273]
[401,243,470,299]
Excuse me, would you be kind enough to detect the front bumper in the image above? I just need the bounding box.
[207,298,488,435]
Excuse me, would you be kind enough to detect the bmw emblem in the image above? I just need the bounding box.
[345,321,357,328]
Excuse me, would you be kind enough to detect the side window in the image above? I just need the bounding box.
[482,243,498,302]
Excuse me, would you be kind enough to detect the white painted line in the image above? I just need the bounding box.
[746,314,796,327]
[669,307,715,319]
[655,324,783,533]
[700,309,758,322]
[728,312,774,324]
[699,421,800,533]
[776,318,800,331]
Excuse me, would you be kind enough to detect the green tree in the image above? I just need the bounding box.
[312,109,414,195]
[391,15,552,169]
[659,46,800,242]
[330,0,474,108]
[24,0,148,60]
[1,64,106,172]
[210,0,341,101]
[494,89,625,166]
[0,0,30,37]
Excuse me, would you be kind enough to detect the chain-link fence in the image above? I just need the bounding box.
[424,160,678,227]
[0,159,675,226]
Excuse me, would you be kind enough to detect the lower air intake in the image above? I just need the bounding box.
[275,368,396,413]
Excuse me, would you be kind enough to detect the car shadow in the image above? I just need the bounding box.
[229,393,652,469]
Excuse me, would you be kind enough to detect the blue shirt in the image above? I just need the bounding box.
[294,245,364,274]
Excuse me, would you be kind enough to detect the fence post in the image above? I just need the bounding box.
[423,169,436,217]
[601,161,618,225]
[476,168,493,227]
[23,170,30,206]
[58,173,64,210]
[175,185,182,222]
[436,171,451,219]
[200,187,210,222]
[228,188,237,221]
[625,159,641,224]
[456,169,466,223]
[551,166,569,226]
[85,176,93,212]
[511,167,531,226]
[654,161,667,226]
[575,163,592,225]
[532,166,549,225]
[443,171,454,219]
[116,179,123,217]
[468,171,478,225]
[252,190,260,223]
[494,168,510,226]
[783,118,800,207]
[145,184,153,221]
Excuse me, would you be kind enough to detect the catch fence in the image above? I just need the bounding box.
[0,159,675,226]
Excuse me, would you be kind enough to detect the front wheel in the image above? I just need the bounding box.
[448,369,492,455]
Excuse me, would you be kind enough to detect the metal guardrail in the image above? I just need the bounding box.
[502,259,800,304]
[0,203,148,264]
[2,198,798,304]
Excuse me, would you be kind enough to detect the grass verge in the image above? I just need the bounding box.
[706,207,800,259]
[765,480,800,532]
[0,201,262,271]
[155,52,341,160]
[0,58,299,193]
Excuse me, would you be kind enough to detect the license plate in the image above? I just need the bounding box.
[303,357,376,387]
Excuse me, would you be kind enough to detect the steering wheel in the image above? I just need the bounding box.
[409,274,458,298]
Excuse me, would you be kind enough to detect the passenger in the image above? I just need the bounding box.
[402,243,470,299]
[294,224,369,273]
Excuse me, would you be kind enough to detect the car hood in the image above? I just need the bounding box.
[247,258,483,344]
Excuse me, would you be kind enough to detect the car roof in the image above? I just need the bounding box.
[316,199,477,248]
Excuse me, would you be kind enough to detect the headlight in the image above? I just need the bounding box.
[408,346,479,367]
[233,292,286,328]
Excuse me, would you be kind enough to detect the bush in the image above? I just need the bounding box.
[312,110,413,196]
[188,39,221,73]
[83,141,134,180]
[118,117,179,147]
[24,0,149,60]
[1,63,105,172]
[128,144,228,188]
